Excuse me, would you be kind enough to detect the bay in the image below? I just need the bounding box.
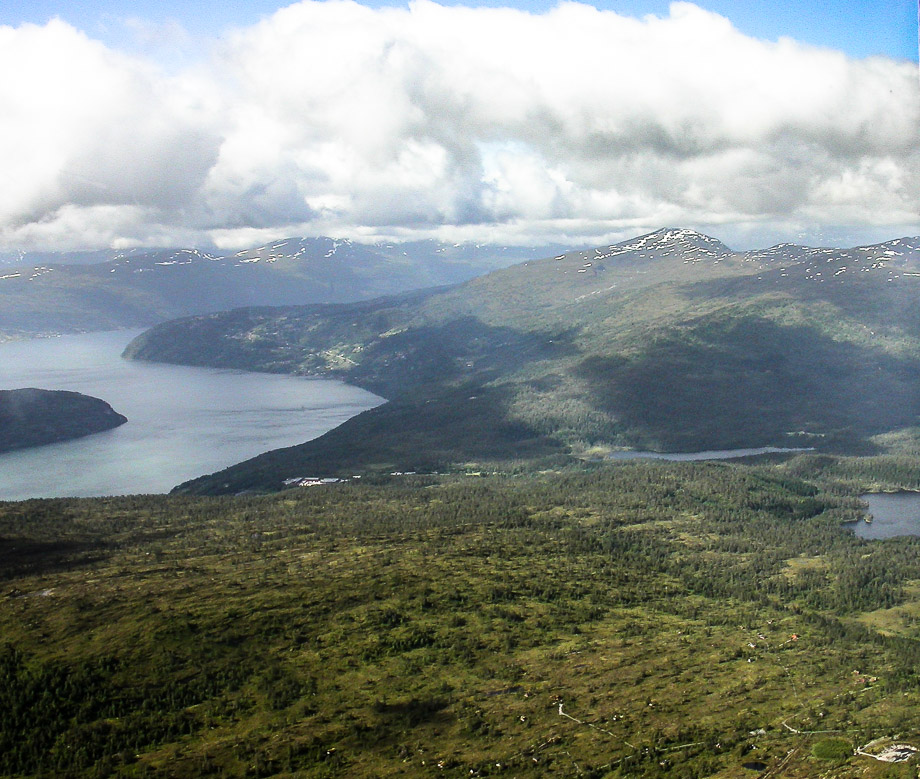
[0,330,382,500]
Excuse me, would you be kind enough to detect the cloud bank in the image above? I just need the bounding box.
[2,0,918,250]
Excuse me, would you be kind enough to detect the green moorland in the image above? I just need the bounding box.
[124,229,920,495]
[4,456,920,777]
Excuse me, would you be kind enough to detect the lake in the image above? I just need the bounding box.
[0,330,382,500]
[849,493,920,540]
[607,445,813,462]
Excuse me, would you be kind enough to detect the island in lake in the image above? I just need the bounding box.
[0,388,127,453]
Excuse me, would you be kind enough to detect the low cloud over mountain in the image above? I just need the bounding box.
[2,1,917,251]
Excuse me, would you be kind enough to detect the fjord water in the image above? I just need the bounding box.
[0,330,382,500]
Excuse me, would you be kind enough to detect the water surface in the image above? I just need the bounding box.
[0,330,382,499]
[607,446,812,462]
[850,493,920,540]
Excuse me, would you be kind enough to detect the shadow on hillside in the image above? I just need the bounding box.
[174,382,570,494]
[578,315,920,452]
[0,537,106,581]
[349,317,581,397]
[683,268,920,339]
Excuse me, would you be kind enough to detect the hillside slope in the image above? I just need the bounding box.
[124,228,920,493]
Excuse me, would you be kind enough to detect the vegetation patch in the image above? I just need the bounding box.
[2,459,920,776]
[812,738,853,761]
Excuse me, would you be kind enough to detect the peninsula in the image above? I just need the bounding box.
[0,388,127,453]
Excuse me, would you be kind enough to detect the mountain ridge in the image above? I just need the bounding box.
[122,227,920,494]
[0,237,565,339]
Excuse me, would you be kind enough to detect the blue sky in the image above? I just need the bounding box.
[0,1,917,250]
[3,0,918,61]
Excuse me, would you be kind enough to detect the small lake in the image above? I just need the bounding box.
[607,446,813,462]
[849,493,920,540]
[0,330,382,500]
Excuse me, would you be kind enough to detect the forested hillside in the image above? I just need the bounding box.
[124,229,920,494]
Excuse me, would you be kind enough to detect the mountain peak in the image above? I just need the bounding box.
[602,227,732,260]
[646,227,729,247]
[650,227,703,238]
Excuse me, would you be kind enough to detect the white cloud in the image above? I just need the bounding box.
[1,1,917,251]
[0,18,219,248]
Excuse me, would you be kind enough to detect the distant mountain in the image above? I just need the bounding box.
[0,388,127,453]
[0,248,129,267]
[124,228,920,493]
[0,238,564,338]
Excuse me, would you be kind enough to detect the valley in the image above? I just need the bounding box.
[2,0,917,775]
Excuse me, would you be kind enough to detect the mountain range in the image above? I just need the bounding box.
[123,227,920,494]
[0,238,562,338]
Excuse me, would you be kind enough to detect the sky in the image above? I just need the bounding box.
[0,0,917,251]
